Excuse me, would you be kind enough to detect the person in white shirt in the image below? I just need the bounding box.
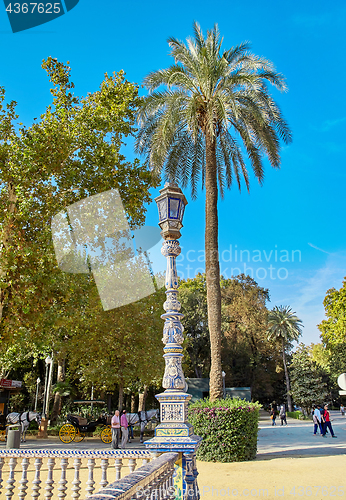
[111,410,121,449]
[313,405,323,435]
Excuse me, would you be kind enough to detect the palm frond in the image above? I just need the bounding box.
[135,21,291,198]
[267,305,303,343]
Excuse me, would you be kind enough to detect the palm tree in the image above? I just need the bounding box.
[267,306,303,412]
[136,22,291,401]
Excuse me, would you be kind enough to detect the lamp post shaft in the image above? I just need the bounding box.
[145,183,201,500]
[34,379,40,412]
[161,239,185,391]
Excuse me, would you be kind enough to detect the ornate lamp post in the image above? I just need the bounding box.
[145,182,201,500]
[38,356,53,439]
[34,377,40,412]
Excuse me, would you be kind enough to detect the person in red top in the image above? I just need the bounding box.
[322,405,337,438]
[120,410,129,449]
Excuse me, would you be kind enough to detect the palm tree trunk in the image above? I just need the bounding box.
[282,338,293,412]
[205,131,223,401]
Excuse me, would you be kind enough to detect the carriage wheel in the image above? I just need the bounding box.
[74,430,85,443]
[0,430,6,442]
[100,426,112,444]
[59,424,76,444]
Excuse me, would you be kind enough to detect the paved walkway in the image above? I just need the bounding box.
[0,434,150,450]
[257,410,346,459]
[2,410,345,458]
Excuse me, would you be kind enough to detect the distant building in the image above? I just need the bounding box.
[186,378,251,402]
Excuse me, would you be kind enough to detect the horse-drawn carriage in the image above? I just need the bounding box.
[58,409,159,444]
[59,414,112,444]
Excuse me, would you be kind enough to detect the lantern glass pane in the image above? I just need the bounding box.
[169,198,180,219]
[179,202,185,222]
[158,199,167,221]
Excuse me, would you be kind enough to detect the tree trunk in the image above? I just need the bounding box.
[118,357,125,410]
[205,131,223,401]
[282,338,293,412]
[131,394,136,413]
[138,385,148,412]
[50,358,65,425]
[0,182,16,324]
[118,383,124,411]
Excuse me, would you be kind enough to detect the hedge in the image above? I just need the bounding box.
[188,398,261,462]
[286,411,311,420]
[286,411,303,420]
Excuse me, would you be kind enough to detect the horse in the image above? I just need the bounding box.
[6,411,41,442]
[127,409,159,443]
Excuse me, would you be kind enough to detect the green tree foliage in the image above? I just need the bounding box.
[267,306,303,411]
[222,275,282,402]
[67,282,166,393]
[0,58,155,344]
[319,279,346,347]
[290,343,328,415]
[0,58,161,410]
[179,274,210,378]
[180,274,284,402]
[318,278,346,373]
[136,22,291,400]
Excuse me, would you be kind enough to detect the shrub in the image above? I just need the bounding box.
[188,398,261,462]
[287,411,309,420]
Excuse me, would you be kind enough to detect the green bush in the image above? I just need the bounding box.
[286,411,310,420]
[188,398,261,463]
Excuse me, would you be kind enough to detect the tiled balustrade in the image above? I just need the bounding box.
[86,452,178,500]
[0,448,153,499]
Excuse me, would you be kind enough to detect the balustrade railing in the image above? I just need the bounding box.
[0,449,152,499]
[86,452,178,500]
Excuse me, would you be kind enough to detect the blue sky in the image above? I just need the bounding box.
[1,0,346,345]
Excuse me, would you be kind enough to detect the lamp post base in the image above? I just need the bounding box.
[145,390,201,500]
[37,417,48,439]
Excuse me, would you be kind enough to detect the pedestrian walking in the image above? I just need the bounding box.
[270,407,277,426]
[313,405,323,435]
[111,409,121,449]
[279,405,287,425]
[120,410,128,449]
[322,405,337,438]
[340,404,345,416]
[319,405,328,434]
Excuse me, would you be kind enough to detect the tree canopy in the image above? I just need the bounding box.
[0,58,163,414]
[180,273,285,402]
[318,278,346,348]
[290,343,328,415]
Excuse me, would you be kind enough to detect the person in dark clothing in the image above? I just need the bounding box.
[322,405,337,438]
[270,407,277,426]
[279,405,287,425]
[319,405,328,434]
